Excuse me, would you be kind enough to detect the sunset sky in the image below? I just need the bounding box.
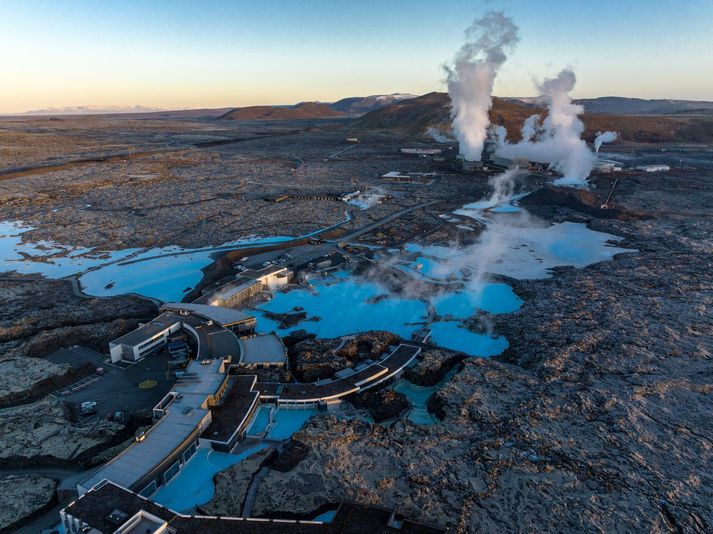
[2,0,712,113]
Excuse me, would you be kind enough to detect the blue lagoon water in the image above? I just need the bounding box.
[432,283,522,318]
[254,272,428,339]
[266,408,318,440]
[152,445,267,512]
[429,322,509,357]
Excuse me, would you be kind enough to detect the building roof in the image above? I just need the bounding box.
[79,360,227,493]
[110,311,183,348]
[202,375,259,443]
[239,265,288,280]
[64,481,446,533]
[161,303,254,327]
[239,334,288,365]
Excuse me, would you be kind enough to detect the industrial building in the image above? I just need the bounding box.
[595,158,624,173]
[400,148,442,155]
[381,171,439,183]
[636,164,670,172]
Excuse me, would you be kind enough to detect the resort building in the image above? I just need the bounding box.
[109,312,183,363]
[61,479,446,533]
[109,304,258,364]
[258,344,421,408]
[195,266,292,308]
[78,359,233,497]
[238,333,288,368]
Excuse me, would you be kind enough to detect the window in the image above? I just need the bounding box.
[183,441,198,463]
[163,460,180,484]
[139,480,157,497]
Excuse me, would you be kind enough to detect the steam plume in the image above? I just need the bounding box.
[425,127,454,143]
[497,68,595,186]
[594,131,617,152]
[521,114,541,142]
[445,11,519,162]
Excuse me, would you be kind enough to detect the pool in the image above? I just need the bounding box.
[253,272,428,339]
[428,322,509,357]
[247,405,272,436]
[266,408,318,440]
[432,283,522,319]
[151,445,267,512]
[394,366,462,425]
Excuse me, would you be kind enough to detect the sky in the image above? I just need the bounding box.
[1,0,712,113]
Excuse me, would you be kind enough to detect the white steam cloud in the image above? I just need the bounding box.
[520,114,541,142]
[425,127,454,143]
[594,131,618,152]
[497,68,596,187]
[445,11,519,162]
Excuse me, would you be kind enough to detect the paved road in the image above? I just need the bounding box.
[329,200,441,243]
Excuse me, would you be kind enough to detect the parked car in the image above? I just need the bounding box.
[135,431,146,442]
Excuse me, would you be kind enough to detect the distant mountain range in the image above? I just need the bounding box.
[217,94,416,121]
[505,96,713,116]
[5,94,417,119]
[328,93,416,114]
[15,105,172,115]
[351,92,713,144]
[218,102,346,121]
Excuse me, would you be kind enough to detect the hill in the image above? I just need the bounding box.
[328,93,416,115]
[351,92,713,144]
[573,96,713,116]
[218,102,345,121]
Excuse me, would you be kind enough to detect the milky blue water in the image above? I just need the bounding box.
[428,322,509,357]
[432,283,522,318]
[313,509,338,522]
[151,445,267,512]
[253,273,427,339]
[266,408,319,440]
[404,221,634,281]
[0,218,349,302]
[0,221,136,278]
[405,255,456,280]
[247,405,272,436]
[394,365,462,424]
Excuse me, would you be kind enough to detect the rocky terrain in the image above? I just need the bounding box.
[0,276,156,406]
[0,398,122,465]
[404,348,465,387]
[199,447,276,517]
[349,388,409,423]
[288,331,399,382]
[0,474,57,532]
[238,164,712,532]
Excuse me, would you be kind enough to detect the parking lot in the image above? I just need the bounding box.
[48,346,176,422]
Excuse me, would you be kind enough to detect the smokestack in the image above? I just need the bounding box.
[445,11,519,163]
[594,131,618,152]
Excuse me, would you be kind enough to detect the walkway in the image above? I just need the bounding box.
[330,200,440,243]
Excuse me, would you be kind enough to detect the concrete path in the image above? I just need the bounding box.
[329,200,440,243]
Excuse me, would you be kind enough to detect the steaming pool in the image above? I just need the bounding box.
[249,269,523,357]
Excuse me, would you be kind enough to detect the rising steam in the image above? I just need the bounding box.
[425,127,454,143]
[445,11,519,162]
[497,68,596,186]
[594,131,618,152]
